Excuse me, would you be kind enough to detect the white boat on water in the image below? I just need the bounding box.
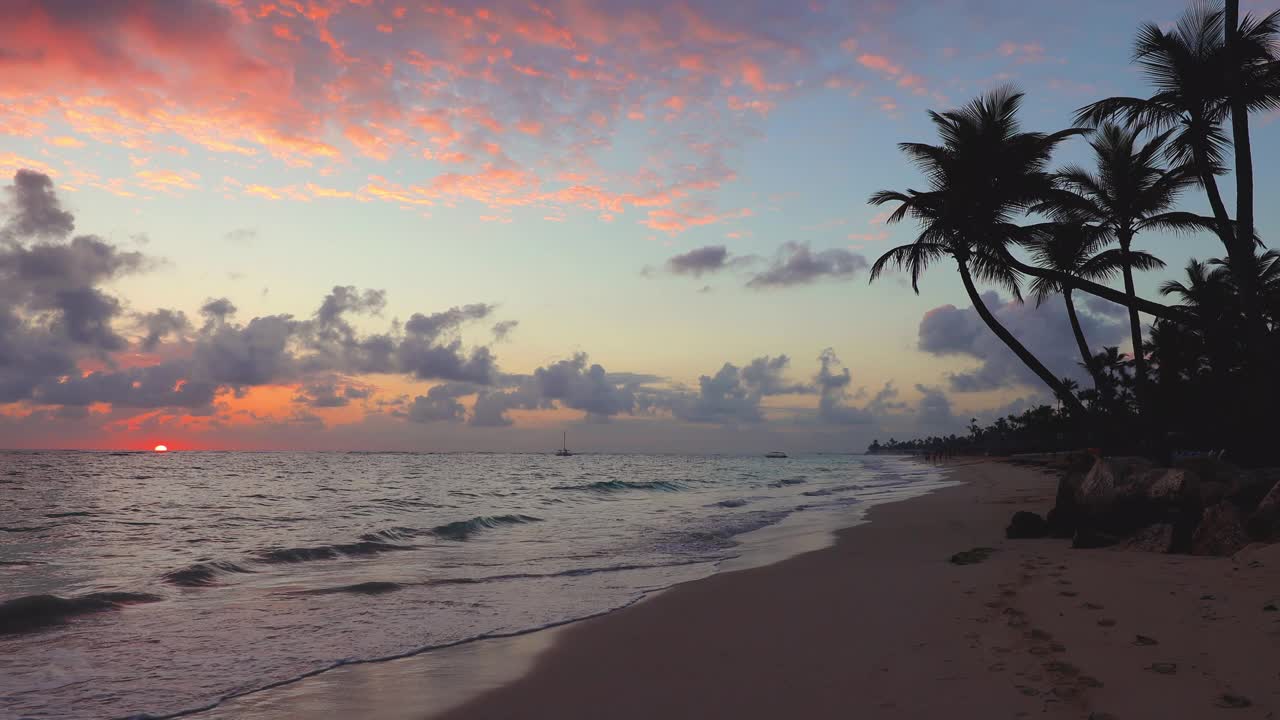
[555,432,573,457]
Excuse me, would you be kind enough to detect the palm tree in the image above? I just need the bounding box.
[1032,124,1203,396]
[1077,2,1280,319]
[868,88,1089,415]
[1024,222,1163,389]
[1224,0,1280,257]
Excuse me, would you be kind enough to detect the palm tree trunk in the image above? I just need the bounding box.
[1003,255,1197,325]
[1063,290,1101,388]
[1225,0,1255,249]
[1118,234,1148,402]
[957,258,1088,416]
[1188,131,1237,249]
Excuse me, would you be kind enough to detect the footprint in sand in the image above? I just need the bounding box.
[1147,662,1177,675]
[1083,602,1104,610]
[1133,634,1159,646]
[1097,618,1117,627]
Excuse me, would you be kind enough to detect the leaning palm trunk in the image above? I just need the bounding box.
[1188,130,1237,250]
[957,258,1088,416]
[1002,255,1197,325]
[1062,290,1102,389]
[1117,234,1148,399]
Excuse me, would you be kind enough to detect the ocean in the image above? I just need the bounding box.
[0,451,947,719]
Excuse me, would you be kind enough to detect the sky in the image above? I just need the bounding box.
[1,0,1277,452]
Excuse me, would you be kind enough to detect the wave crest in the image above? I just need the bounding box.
[0,592,161,635]
[429,514,542,541]
[553,480,684,493]
[162,561,255,587]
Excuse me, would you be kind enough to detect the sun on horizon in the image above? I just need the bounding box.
[153,445,168,453]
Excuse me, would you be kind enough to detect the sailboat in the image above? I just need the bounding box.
[555,431,573,457]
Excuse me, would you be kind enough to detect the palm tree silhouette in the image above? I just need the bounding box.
[1077,2,1279,324]
[1024,222,1161,389]
[867,88,1088,415]
[1032,124,1204,398]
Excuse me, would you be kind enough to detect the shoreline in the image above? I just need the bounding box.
[192,456,953,720]
[200,460,1280,719]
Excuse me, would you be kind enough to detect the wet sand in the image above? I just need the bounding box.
[434,459,1280,719]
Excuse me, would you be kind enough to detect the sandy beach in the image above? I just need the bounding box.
[202,460,1280,720]
[435,460,1279,719]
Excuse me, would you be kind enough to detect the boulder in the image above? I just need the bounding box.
[1047,471,1086,538]
[1131,468,1200,505]
[1076,457,1154,509]
[1079,459,1192,535]
[1073,527,1120,550]
[1174,456,1245,485]
[1191,503,1250,556]
[1229,468,1280,512]
[1246,476,1280,542]
[1121,524,1175,553]
[1006,511,1049,539]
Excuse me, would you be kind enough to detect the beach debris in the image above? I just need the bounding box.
[1147,662,1177,675]
[1133,634,1159,646]
[1214,693,1252,709]
[949,547,995,565]
[1006,511,1049,539]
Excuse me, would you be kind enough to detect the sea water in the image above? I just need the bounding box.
[0,451,945,719]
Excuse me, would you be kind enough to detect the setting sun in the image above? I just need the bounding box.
[153,445,168,453]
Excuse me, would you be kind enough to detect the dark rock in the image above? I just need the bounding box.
[1076,457,1160,533]
[1129,468,1200,505]
[1047,471,1086,538]
[1006,511,1049,539]
[1246,476,1280,541]
[1174,456,1245,485]
[1231,468,1280,512]
[1192,503,1250,556]
[1073,527,1120,549]
[1122,524,1174,553]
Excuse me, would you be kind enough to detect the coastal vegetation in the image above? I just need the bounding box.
[866,0,1280,465]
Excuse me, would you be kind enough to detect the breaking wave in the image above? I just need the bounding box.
[553,480,684,492]
[0,592,161,635]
